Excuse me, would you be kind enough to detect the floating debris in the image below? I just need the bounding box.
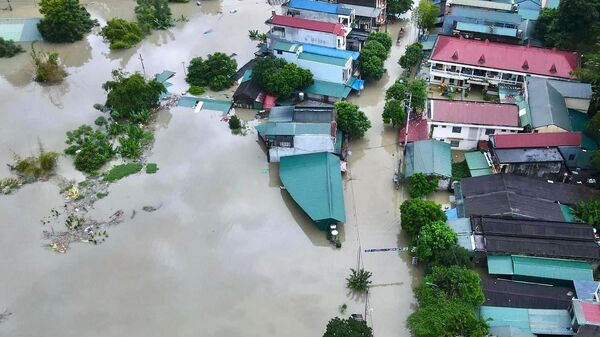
[142,204,163,212]
[0,310,11,323]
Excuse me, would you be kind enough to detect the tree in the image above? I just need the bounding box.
[416,220,457,262]
[399,42,423,71]
[346,268,372,292]
[363,40,388,60]
[425,266,484,306]
[102,70,165,121]
[186,52,238,91]
[135,0,173,33]
[574,42,600,115]
[229,115,242,130]
[64,125,115,173]
[553,0,600,51]
[382,99,406,127]
[360,54,385,81]
[574,199,600,229]
[117,124,153,159]
[386,78,427,111]
[429,245,472,269]
[0,37,24,58]
[414,0,441,32]
[592,151,600,173]
[587,108,600,144]
[387,0,414,17]
[367,32,392,52]
[400,198,446,237]
[100,18,143,50]
[335,101,372,139]
[251,56,313,98]
[37,0,95,43]
[323,317,373,337]
[534,8,559,43]
[408,173,439,198]
[386,79,408,101]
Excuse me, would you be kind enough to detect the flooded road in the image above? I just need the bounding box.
[0,2,418,336]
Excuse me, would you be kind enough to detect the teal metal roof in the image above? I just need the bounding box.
[155,70,175,83]
[241,69,252,83]
[177,97,232,113]
[455,22,518,37]
[404,139,452,178]
[528,309,573,335]
[255,122,331,136]
[569,109,599,150]
[305,80,352,98]
[488,326,536,337]
[0,18,42,42]
[560,204,577,223]
[519,8,540,20]
[279,152,346,228]
[272,41,301,53]
[334,130,343,154]
[464,151,492,177]
[298,52,349,66]
[481,306,531,330]
[488,255,515,275]
[447,218,473,251]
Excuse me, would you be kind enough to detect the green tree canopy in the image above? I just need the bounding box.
[424,266,484,306]
[385,78,427,111]
[382,99,406,127]
[100,18,143,50]
[38,0,95,43]
[335,101,372,139]
[399,42,423,70]
[251,55,313,98]
[323,317,373,337]
[368,32,393,52]
[64,125,115,173]
[429,245,472,269]
[186,52,238,91]
[400,198,447,238]
[102,70,165,121]
[387,0,414,17]
[408,173,439,198]
[363,40,388,60]
[533,8,558,43]
[574,199,600,229]
[416,220,457,262]
[135,0,173,33]
[414,0,441,31]
[360,54,385,81]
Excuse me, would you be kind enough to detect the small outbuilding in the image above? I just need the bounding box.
[403,139,452,189]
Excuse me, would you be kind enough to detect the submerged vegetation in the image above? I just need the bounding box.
[135,0,173,33]
[0,38,24,58]
[346,268,372,293]
[104,163,143,182]
[186,52,238,91]
[1,144,59,194]
[31,47,67,83]
[100,18,144,50]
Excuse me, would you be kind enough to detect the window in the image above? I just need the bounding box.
[450,140,460,147]
[568,154,576,161]
[441,125,447,128]
[485,129,495,135]
[501,129,507,132]
[452,126,462,133]
[433,76,442,81]
[276,50,283,55]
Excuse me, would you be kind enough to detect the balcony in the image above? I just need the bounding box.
[429,67,522,85]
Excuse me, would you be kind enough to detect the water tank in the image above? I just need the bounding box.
[298,92,305,101]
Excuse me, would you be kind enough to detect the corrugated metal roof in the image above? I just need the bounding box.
[464,151,492,176]
[269,15,346,36]
[572,299,600,326]
[494,147,564,163]
[485,235,600,260]
[527,309,573,335]
[492,132,582,148]
[512,255,594,281]
[272,40,301,53]
[455,21,518,37]
[431,35,579,79]
[279,152,345,228]
[299,52,349,66]
[339,4,382,18]
[527,77,572,130]
[482,278,575,310]
[255,122,331,136]
[488,326,536,337]
[473,216,595,241]
[481,306,531,329]
[302,43,360,60]
[574,281,600,300]
[288,0,354,15]
[488,255,515,275]
[305,79,352,98]
[398,118,429,143]
[450,0,514,11]
[447,218,474,251]
[445,6,523,27]
[519,8,540,20]
[404,139,452,178]
[430,99,520,127]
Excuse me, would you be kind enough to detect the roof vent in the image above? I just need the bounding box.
[452,51,459,60]
[521,60,529,70]
[549,63,557,73]
[478,54,486,64]
[484,38,490,44]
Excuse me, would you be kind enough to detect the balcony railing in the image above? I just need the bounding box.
[429,68,521,84]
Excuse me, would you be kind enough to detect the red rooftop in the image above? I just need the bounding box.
[430,99,519,127]
[492,132,582,148]
[431,35,579,79]
[269,15,346,36]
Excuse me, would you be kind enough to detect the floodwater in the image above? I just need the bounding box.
[0,2,420,336]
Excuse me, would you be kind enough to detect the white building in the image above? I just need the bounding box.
[266,14,350,50]
[282,0,355,28]
[428,35,580,90]
[429,99,522,150]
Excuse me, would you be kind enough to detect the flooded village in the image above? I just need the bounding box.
[2,0,600,336]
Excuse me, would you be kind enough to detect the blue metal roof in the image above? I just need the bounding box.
[288,0,353,15]
[574,280,600,300]
[302,43,360,60]
[0,18,42,42]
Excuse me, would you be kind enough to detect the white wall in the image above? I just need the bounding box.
[268,135,334,162]
[285,9,353,27]
[430,121,520,150]
[282,26,345,49]
[274,50,352,84]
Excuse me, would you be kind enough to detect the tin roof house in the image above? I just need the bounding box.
[403,139,452,189]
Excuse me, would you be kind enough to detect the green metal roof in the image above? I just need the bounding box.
[569,109,599,150]
[488,255,594,281]
[455,22,518,37]
[447,218,473,251]
[404,139,452,178]
[279,152,346,228]
[155,70,175,83]
[560,204,577,223]
[305,80,352,98]
[255,122,331,136]
[241,69,252,83]
[464,151,492,177]
[298,52,349,66]
[272,41,301,53]
[451,0,514,11]
[480,306,530,330]
[488,255,515,275]
[481,306,573,336]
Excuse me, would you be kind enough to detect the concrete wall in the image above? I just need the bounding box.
[275,26,346,49]
[283,7,353,27]
[274,49,352,84]
[430,122,520,150]
[565,97,591,113]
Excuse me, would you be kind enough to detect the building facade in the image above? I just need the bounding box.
[266,14,350,50]
[282,0,355,27]
[337,0,386,31]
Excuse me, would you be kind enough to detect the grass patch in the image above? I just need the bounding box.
[104,163,143,182]
[146,163,159,174]
[452,161,470,181]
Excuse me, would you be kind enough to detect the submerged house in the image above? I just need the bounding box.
[403,139,452,189]
[282,0,355,27]
[266,14,351,50]
[279,152,346,230]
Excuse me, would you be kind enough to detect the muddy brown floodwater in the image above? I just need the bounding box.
[0,1,420,336]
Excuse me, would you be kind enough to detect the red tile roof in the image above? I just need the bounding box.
[270,15,346,36]
[431,35,579,79]
[399,117,429,143]
[493,132,582,148]
[430,99,519,127]
[581,302,600,324]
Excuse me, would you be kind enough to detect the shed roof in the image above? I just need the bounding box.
[527,77,572,130]
[491,132,582,148]
[488,326,535,337]
[493,147,564,164]
[233,80,262,101]
[430,99,519,127]
[269,106,334,123]
[298,52,349,66]
[255,122,331,136]
[488,255,594,281]
[339,4,382,18]
[455,21,518,37]
[305,79,352,98]
[288,0,354,15]
[279,152,346,226]
[480,306,573,335]
[463,191,566,220]
[449,0,514,11]
[431,35,579,79]
[574,281,600,300]
[269,15,346,36]
[272,40,302,53]
[398,118,429,144]
[482,278,575,310]
[404,139,452,178]
[472,216,595,241]
[447,218,474,251]
[464,151,492,176]
[572,299,600,326]
[484,235,600,260]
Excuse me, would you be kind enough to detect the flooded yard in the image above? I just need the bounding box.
[0,2,418,336]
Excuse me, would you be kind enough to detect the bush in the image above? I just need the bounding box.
[424,266,484,306]
[228,115,242,130]
[117,124,154,159]
[146,163,159,173]
[10,146,59,179]
[100,18,143,50]
[103,70,165,121]
[346,268,372,292]
[451,160,470,181]
[104,163,143,182]
[95,116,107,126]
[400,198,447,238]
[188,85,205,95]
[251,55,313,98]
[335,101,371,139]
[37,0,95,43]
[65,125,115,173]
[135,0,173,33]
[574,199,600,229]
[408,173,439,198]
[382,99,406,127]
[186,52,237,91]
[323,317,373,337]
[416,220,458,263]
[0,38,24,58]
[31,48,67,83]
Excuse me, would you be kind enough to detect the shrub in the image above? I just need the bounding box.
[451,160,470,181]
[100,18,143,50]
[135,0,173,33]
[104,163,143,182]
[416,220,458,263]
[10,146,59,179]
[335,101,371,139]
[323,317,373,337]
[228,115,242,130]
[146,163,159,173]
[400,198,447,238]
[37,0,95,43]
[117,124,154,159]
[103,70,165,121]
[65,125,115,173]
[0,37,24,58]
[188,85,205,95]
[95,116,107,126]
[574,199,600,229]
[424,266,484,306]
[31,48,67,83]
[346,268,372,293]
[186,52,237,91]
[408,173,439,198]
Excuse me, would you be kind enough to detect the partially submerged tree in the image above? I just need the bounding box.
[38,0,95,43]
[385,77,427,111]
[424,266,484,306]
[416,220,458,263]
[382,99,406,127]
[359,54,385,81]
[407,173,439,198]
[387,0,414,17]
[400,198,447,238]
[135,0,173,33]
[228,115,242,130]
[102,70,165,121]
[100,18,144,50]
[335,101,372,139]
[323,317,373,337]
[186,52,238,91]
[414,0,441,32]
[0,38,24,58]
[64,125,115,173]
[367,32,392,52]
[31,48,67,83]
[346,268,372,293]
[429,245,472,269]
[251,55,313,98]
[399,42,423,71]
[9,144,59,179]
[359,32,392,81]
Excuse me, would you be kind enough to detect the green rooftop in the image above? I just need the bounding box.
[255,122,331,136]
[298,52,349,66]
[464,151,492,177]
[560,204,577,223]
[305,80,352,99]
[488,255,594,282]
[272,41,301,53]
[404,139,452,178]
[480,306,573,336]
[569,109,599,150]
[279,152,346,229]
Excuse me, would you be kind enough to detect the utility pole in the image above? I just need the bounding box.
[6,0,12,11]
[402,91,413,153]
[138,53,146,78]
[182,61,186,76]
